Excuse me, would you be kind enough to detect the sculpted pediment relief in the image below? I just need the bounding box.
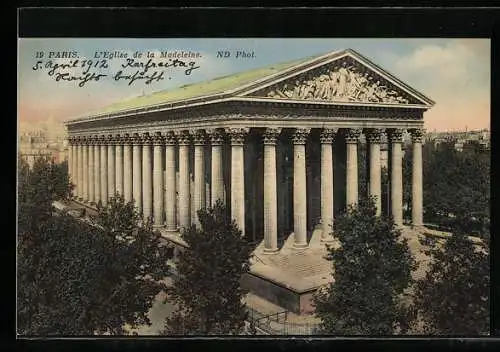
[248,57,420,105]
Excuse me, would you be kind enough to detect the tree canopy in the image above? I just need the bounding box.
[413,230,489,335]
[17,156,173,335]
[406,140,490,236]
[164,200,253,335]
[313,197,416,335]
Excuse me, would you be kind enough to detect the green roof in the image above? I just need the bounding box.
[92,53,322,116]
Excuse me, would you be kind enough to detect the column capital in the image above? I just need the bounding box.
[207,129,225,145]
[87,136,96,145]
[177,130,191,145]
[152,132,164,146]
[388,128,404,143]
[228,128,249,145]
[319,128,338,144]
[108,134,119,145]
[365,128,384,144]
[97,135,107,145]
[291,128,310,145]
[409,128,424,143]
[142,132,153,145]
[114,134,124,145]
[105,134,115,145]
[192,129,207,146]
[345,128,362,144]
[263,127,281,145]
[165,131,177,145]
[132,133,143,145]
[122,133,134,146]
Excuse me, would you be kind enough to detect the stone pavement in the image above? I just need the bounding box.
[124,291,176,335]
[250,229,335,293]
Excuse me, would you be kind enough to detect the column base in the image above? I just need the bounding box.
[320,236,335,243]
[292,243,309,250]
[262,247,279,254]
[153,224,165,229]
[411,224,425,232]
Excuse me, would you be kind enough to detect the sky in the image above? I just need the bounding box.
[18,38,490,133]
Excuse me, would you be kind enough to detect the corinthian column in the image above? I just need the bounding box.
[68,139,73,190]
[229,128,248,236]
[73,137,80,199]
[132,133,143,213]
[209,129,225,206]
[73,139,78,196]
[345,128,361,208]
[193,130,206,227]
[410,128,424,227]
[82,138,88,202]
[88,138,95,204]
[69,139,75,197]
[77,139,83,200]
[142,133,153,221]
[165,131,177,231]
[107,135,116,200]
[100,135,108,206]
[389,128,404,226]
[366,128,383,215]
[115,135,124,196]
[320,128,337,242]
[263,127,280,253]
[178,131,191,230]
[123,134,133,203]
[292,128,310,249]
[94,136,101,205]
[152,132,164,227]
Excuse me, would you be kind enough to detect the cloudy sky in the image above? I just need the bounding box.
[18,38,490,132]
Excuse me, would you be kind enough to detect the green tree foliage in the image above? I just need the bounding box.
[413,230,489,335]
[164,200,253,335]
[17,156,173,335]
[18,156,73,232]
[416,141,490,236]
[313,197,417,335]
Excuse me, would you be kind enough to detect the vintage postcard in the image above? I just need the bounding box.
[17,38,490,336]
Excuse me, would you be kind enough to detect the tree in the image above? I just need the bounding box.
[422,141,490,236]
[17,155,173,335]
[90,194,174,334]
[164,200,253,335]
[313,197,417,335]
[18,156,73,233]
[413,229,489,335]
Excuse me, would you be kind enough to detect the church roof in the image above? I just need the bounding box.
[84,53,321,117]
[68,48,434,124]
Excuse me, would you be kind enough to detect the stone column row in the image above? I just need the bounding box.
[67,126,424,247]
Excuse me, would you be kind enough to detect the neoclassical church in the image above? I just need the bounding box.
[66,49,434,314]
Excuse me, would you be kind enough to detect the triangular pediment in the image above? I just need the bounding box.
[238,50,434,107]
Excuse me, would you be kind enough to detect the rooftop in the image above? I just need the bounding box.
[88,53,323,117]
[68,48,435,123]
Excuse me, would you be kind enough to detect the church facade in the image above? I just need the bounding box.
[65,48,434,255]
